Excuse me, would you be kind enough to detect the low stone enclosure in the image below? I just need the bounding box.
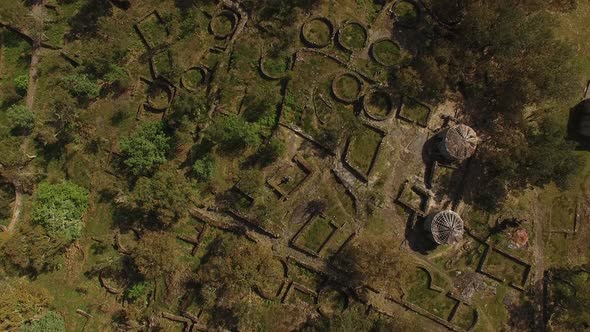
[331,72,364,104]
[398,96,433,128]
[180,65,211,92]
[301,16,335,48]
[403,266,479,331]
[336,20,369,52]
[391,0,421,28]
[342,124,386,183]
[396,179,433,217]
[370,38,402,67]
[467,228,532,292]
[266,155,314,200]
[134,10,170,50]
[209,9,239,39]
[143,77,176,114]
[362,89,400,121]
[259,52,294,80]
[289,213,347,258]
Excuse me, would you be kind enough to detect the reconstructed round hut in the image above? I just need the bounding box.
[570,99,590,141]
[424,210,464,245]
[438,124,478,161]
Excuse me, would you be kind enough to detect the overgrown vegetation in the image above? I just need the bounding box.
[0,0,588,330]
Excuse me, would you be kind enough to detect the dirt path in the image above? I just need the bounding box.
[531,190,546,332]
[6,2,44,233]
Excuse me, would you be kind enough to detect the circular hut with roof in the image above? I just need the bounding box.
[424,210,464,245]
[569,99,590,145]
[438,124,478,161]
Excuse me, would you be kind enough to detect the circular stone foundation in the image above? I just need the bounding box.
[370,38,402,67]
[337,21,368,51]
[301,17,334,48]
[254,258,286,299]
[363,90,396,120]
[332,73,363,104]
[259,54,292,79]
[146,81,173,111]
[392,0,420,27]
[209,10,238,39]
[181,66,208,91]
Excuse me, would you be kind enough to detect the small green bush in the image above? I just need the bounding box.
[21,311,65,332]
[32,181,89,242]
[256,138,285,166]
[120,122,171,176]
[60,73,101,100]
[14,74,29,95]
[208,114,261,152]
[7,104,35,132]
[126,282,148,302]
[192,154,215,181]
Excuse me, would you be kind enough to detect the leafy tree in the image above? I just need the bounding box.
[470,117,583,210]
[21,311,65,332]
[549,266,590,329]
[59,73,101,101]
[453,3,578,116]
[120,122,170,176]
[131,231,180,279]
[103,64,130,93]
[7,104,35,132]
[197,236,280,307]
[169,92,208,122]
[302,303,416,332]
[32,181,89,242]
[208,114,261,152]
[14,74,29,95]
[130,169,198,226]
[192,154,215,181]
[0,278,52,331]
[255,137,285,166]
[332,235,411,297]
[37,88,80,145]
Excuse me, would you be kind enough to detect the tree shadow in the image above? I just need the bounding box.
[67,0,113,40]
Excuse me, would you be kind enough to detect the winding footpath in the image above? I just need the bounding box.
[6,2,44,232]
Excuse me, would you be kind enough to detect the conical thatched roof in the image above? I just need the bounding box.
[439,124,478,161]
[425,210,464,245]
[574,99,590,139]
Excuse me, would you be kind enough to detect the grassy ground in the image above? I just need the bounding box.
[400,98,430,125]
[339,22,366,50]
[372,39,401,66]
[405,268,457,320]
[347,126,382,174]
[298,215,334,253]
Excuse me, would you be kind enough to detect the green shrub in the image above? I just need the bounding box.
[7,104,35,132]
[208,114,261,152]
[32,181,89,242]
[21,311,65,332]
[126,282,148,302]
[256,138,285,166]
[59,73,101,100]
[103,64,131,93]
[192,154,215,181]
[170,93,207,122]
[120,122,170,176]
[14,74,29,95]
[131,169,198,225]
